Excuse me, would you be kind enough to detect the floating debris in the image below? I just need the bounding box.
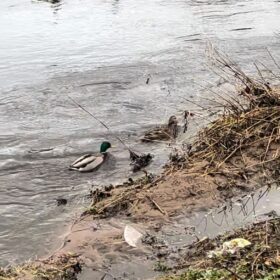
[56,198,68,206]
[146,74,151,85]
[183,110,194,133]
[129,150,153,172]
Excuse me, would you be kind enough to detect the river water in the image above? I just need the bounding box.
[0,0,280,267]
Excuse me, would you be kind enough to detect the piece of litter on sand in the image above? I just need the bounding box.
[208,238,251,258]
[124,225,143,247]
[223,238,251,251]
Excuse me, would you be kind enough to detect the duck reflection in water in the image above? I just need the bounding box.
[36,0,63,14]
[112,0,120,14]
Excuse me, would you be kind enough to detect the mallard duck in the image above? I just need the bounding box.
[69,141,112,172]
[141,116,179,142]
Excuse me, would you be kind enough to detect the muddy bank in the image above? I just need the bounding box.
[67,50,280,278]
[81,51,280,223]
[160,217,280,280]
[1,50,280,279]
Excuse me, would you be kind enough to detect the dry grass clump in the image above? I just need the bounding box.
[0,254,81,280]
[182,47,280,176]
[192,106,280,171]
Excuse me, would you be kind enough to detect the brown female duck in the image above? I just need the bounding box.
[141,116,179,142]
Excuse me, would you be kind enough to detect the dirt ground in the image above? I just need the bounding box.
[53,139,280,274]
[161,217,280,280]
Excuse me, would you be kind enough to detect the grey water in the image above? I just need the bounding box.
[0,0,280,266]
[161,185,280,248]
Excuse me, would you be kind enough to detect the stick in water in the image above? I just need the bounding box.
[67,95,139,158]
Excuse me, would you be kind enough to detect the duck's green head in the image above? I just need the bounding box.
[100,141,112,153]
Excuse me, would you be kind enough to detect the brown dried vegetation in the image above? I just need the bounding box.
[84,48,280,221]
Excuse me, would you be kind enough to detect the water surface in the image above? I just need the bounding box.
[0,0,280,266]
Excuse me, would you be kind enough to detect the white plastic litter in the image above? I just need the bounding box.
[124,225,143,247]
[207,238,251,258]
[222,238,251,253]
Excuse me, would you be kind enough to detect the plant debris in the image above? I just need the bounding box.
[83,173,156,217]
[129,150,153,172]
[0,254,81,280]
[56,198,68,206]
[183,111,195,133]
[161,218,280,280]
[168,47,280,178]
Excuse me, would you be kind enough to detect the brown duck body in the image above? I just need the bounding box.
[141,116,179,142]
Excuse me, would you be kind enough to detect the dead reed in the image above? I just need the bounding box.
[183,46,280,175]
